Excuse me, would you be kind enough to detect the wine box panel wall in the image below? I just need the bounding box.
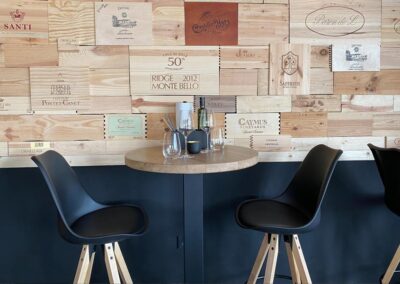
[0,0,399,167]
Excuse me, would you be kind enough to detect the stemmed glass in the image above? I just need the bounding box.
[200,112,214,153]
[178,111,194,158]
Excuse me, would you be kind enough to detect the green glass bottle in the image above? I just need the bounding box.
[197,96,208,130]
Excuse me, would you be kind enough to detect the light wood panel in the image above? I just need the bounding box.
[291,95,341,112]
[310,68,333,94]
[238,4,288,45]
[0,97,31,114]
[386,137,400,148]
[281,112,327,137]
[327,113,373,137]
[48,0,95,46]
[89,68,130,97]
[381,45,400,69]
[0,115,104,142]
[0,68,29,97]
[59,45,129,69]
[341,95,394,112]
[0,44,4,67]
[290,0,381,44]
[220,69,258,96]
[237,96,291,113]
[3,44,58,67]
[78,96,131,114]
[132,96,194,113]
[382,0,400,45]
[395,96,400,112]
[220,46,269,69]
[311,46,330,68]
[373,114,400,136]
[257,69,269,96]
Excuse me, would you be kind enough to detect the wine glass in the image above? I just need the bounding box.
[200,112,214,153]
[163,130,181,159]
[211,127,224,151]
[178,112,194,158]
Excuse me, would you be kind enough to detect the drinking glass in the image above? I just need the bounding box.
[211,127,224,151]
[200,112,214,153]
[178,112,194,158]
[163,130,181,159]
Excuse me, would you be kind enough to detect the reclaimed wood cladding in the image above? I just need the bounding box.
[0,0,399,166]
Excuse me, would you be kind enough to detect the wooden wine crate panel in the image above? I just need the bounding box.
[290,0,381,44]
[291,95,341,112]
[220,69,258,96]
[372,114,400,136]
[292,136,384,151]
[3,44,58,67]
[104,114,146,140]
[382,0,400,45]
[0,142,7,156]
[146,112,172,140]
[0,97,31,114]
[30,67,90,112]
[0,44,4,67]
[78,96,131,114]
[0,0,48,44]
[236,96,291,113]
[48,0,95,46]
[334,71,400,95]
[342,95,394,112]
[0,68,29,97]
[220,46,269,69]
[238,4,289,45]
[132,95,193,114]
[281,112,327,137]
[152,0,185,45]
[381,45,400,69]
[0,115,104,142]
[59,46,129,69]
[89,69,130,97]
[310,46,330,68]
[193,96,236,113]
[386,137,400,148]
[105,139,162,155]
[184,2,238,46]
[269,44,311,95]
[310,68,333,94]
[130,46,219,95]
[250,135,291,151]
[8,141,107,157]
[95,2,153,46]
[186,0,262,3]
[394,96,400,112]
[327,113,373,137]
[225,113,280,139]
[257,68,269,96]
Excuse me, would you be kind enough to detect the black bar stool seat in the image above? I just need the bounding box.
[237,199,320,235]
[61,205,147,245]
[32,150,147,283]
[235,144,342,284]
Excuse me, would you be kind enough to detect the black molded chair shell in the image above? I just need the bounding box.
[368,144,400,217]
[236,144,342,234]
[32,150,148,245]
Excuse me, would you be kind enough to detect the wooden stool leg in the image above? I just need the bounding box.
[104,243,121,284]
[284,236,301,284]
[247,234,271,284]
[73,245,90,284]
[292,235,312,284]
[264,234,279,284]
[382,244,400,284]
[84,250,96,284]
[114,242,133,284]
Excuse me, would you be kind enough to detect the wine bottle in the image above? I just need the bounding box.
[197,96,208,130]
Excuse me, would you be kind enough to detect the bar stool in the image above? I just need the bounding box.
[32,150,148,283]
[236,144,342,284]
[368,144,400,284]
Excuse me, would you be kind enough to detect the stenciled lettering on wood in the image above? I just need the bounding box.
[95,2,152,45]
[185,2,238,45]
[225,113,280,139]
[332,41,380,71]
[131,46,219,95]
[0,0,48,43]
[194,96,236,113]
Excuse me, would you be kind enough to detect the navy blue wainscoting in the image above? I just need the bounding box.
[0,161,398,283]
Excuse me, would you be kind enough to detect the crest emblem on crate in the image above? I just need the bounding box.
[9,9,26,22]
[281,52,298,75]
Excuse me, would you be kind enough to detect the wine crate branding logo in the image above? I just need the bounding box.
[225,113,279,138]
[305,6,365,37]
[185,2,238,45]
[332,42,380,71]
[10,9,25,22]
[235,49,256,58]
[238,118,270,130]
[281,51,298,75]
[105,114,145,139]
[3,9,31,31]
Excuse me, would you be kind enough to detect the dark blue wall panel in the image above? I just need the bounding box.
[0,161,397,283]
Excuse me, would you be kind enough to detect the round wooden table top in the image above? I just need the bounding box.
[125,145,259,174]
